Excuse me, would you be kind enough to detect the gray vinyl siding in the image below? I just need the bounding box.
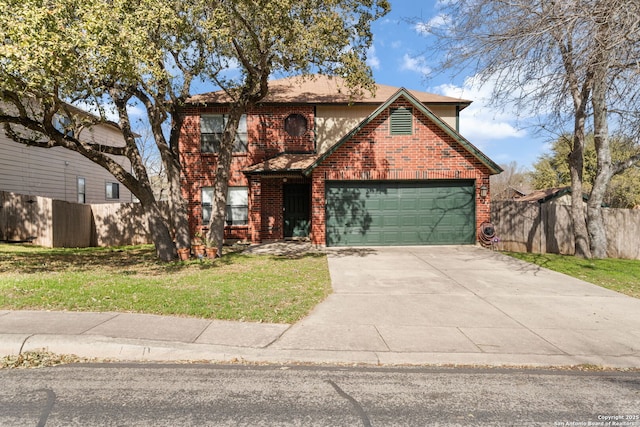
[0,125,134,204]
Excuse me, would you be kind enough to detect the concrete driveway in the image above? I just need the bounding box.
[270,246,640,367]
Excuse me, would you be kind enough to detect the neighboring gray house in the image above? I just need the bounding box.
[0,104,134,204]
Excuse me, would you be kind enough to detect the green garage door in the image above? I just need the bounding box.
[325,181,476,246]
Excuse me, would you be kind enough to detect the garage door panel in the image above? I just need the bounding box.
[381,215,399,227]
[381,198,399,210]
[399,214,418,227]
[326,181,476,246]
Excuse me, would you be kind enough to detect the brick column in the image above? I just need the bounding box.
[249,176,262,243]
[310,172,326,246]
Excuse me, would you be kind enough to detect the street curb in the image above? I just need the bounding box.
[4,334,640,369]
[0,334,31,356]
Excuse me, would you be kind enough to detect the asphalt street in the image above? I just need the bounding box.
[1,364,639,426]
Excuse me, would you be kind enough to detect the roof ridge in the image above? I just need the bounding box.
[186,74,472,106]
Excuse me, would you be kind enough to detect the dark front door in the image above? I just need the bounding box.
[283,184,310,238]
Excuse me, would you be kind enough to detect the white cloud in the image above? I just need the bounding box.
[400,54,431,76]
[460,114,526,144]
[414,14,450,36]
[414,22,429,36]
[366,46,381,70]
[434,76,527,148]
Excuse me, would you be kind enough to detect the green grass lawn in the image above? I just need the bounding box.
[504,251,640,299]
[0,244,331,323]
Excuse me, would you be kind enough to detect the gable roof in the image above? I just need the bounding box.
[187,74,472,108]
[303,88,502,176]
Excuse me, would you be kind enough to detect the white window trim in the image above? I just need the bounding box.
[201,114,248,153]
[202,186,248,226]
[77,177,86,204]
[105,182,120,200]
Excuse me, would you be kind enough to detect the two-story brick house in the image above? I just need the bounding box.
[179,74,502,247]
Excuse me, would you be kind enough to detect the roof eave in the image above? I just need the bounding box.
[243,170,305,176]
[401,90,502,175]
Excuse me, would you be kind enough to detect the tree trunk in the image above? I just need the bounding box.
[162,111,191,250]
[209,154,231,256]
[111,92,182,260]
[587,30,611,259]
[569,122,591,258]
[146,202,177,262]
[587,143,610,260]
[206,108,244,256]
[130,181,176,261]
[124,177,179,261]
[165,154,191,250]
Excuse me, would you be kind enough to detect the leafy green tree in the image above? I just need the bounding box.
[531,134,640,208]
[0,0,388,260]
[607,168,640,209]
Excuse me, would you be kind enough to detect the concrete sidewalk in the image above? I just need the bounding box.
[1,245,640,368]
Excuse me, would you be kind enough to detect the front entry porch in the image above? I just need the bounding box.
[247,174,311,243]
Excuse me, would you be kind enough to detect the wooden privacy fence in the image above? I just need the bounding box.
[491,200,640,260]
[0,190,156,248]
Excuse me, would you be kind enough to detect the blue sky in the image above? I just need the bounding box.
[367,0,550,170]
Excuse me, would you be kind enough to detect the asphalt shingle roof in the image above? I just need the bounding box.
[243,153,319,174]
[187,74,472,107]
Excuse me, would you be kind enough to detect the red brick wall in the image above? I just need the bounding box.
[252,106,315,156]
[260,178,283,241]
[309,98,492,245]
[179,104,315,240]
[179,98,494,246]
[248,175,262,242]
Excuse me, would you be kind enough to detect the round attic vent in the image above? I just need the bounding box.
[284,113,308,137]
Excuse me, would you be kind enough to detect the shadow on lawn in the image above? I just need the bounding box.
[0,243,328,276]
[0,245,223,275]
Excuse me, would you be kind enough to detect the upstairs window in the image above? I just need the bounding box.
[201,114,248,153]
[390,107,413,135]
[53,114,74,138]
